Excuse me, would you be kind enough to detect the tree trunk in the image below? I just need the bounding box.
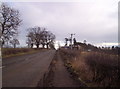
[2,23,5,34]
[42,44,45,48]
[14,44,16,48]
[31,43,33,48]
[46,43,49,49]
[1,40,4,48]
[36,43,39,48]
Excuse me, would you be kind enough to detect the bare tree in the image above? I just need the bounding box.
[27,27,45,48]
[41,29,47,48]
[10,38,20,48]
[83,40,87,44]
[45,31,55,49]
[0,3,22,47]
[33,27,44,48]
[26,32,34,48]
[65,38,69,46]
[49,32,55,49]
[26,26,55,49]
[73,38,77,45]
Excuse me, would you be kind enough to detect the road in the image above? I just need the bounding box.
[2,50,56,87]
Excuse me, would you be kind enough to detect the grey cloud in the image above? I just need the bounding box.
[7,1,118,46]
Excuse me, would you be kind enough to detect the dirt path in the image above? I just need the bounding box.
[52,52,80,87]
[38,51,81,87]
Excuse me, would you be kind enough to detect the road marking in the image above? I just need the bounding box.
[0,66,5,68]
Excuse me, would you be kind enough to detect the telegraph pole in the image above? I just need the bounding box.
[70,33,75,49]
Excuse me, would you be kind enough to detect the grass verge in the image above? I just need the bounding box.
[59,49,119,87]
[1,48,46,58]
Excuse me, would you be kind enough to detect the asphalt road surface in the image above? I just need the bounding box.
[3,50,56,87]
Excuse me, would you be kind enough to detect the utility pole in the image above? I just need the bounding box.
[70,33,75,49]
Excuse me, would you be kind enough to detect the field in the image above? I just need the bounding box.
[1,48,45,58]
[59,49,120,87]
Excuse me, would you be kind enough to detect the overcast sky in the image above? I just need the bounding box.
[3,0,119,47]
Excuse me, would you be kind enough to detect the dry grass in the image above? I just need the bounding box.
[1,48,43,58]
[84,52,119,87]
[59,49,119,87]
